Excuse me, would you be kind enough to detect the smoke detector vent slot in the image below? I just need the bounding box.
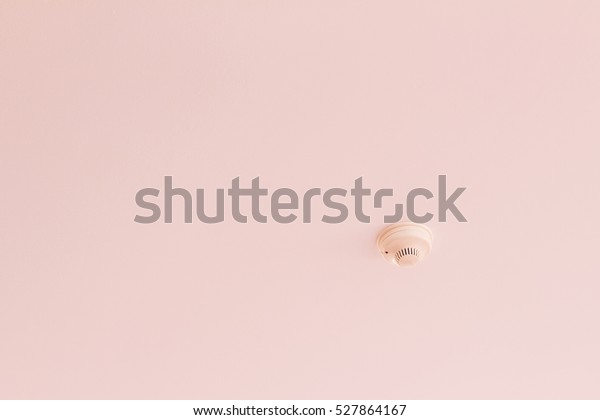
[395,247,420,260]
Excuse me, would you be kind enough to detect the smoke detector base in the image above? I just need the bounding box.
[376,222,433,267]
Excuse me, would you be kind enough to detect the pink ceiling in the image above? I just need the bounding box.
[1,1,600,399]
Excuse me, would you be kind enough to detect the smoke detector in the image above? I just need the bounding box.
[376,222,433,267]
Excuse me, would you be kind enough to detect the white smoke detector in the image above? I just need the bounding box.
[376,222,433,267]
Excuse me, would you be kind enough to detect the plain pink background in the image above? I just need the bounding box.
[1,1,600,399]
